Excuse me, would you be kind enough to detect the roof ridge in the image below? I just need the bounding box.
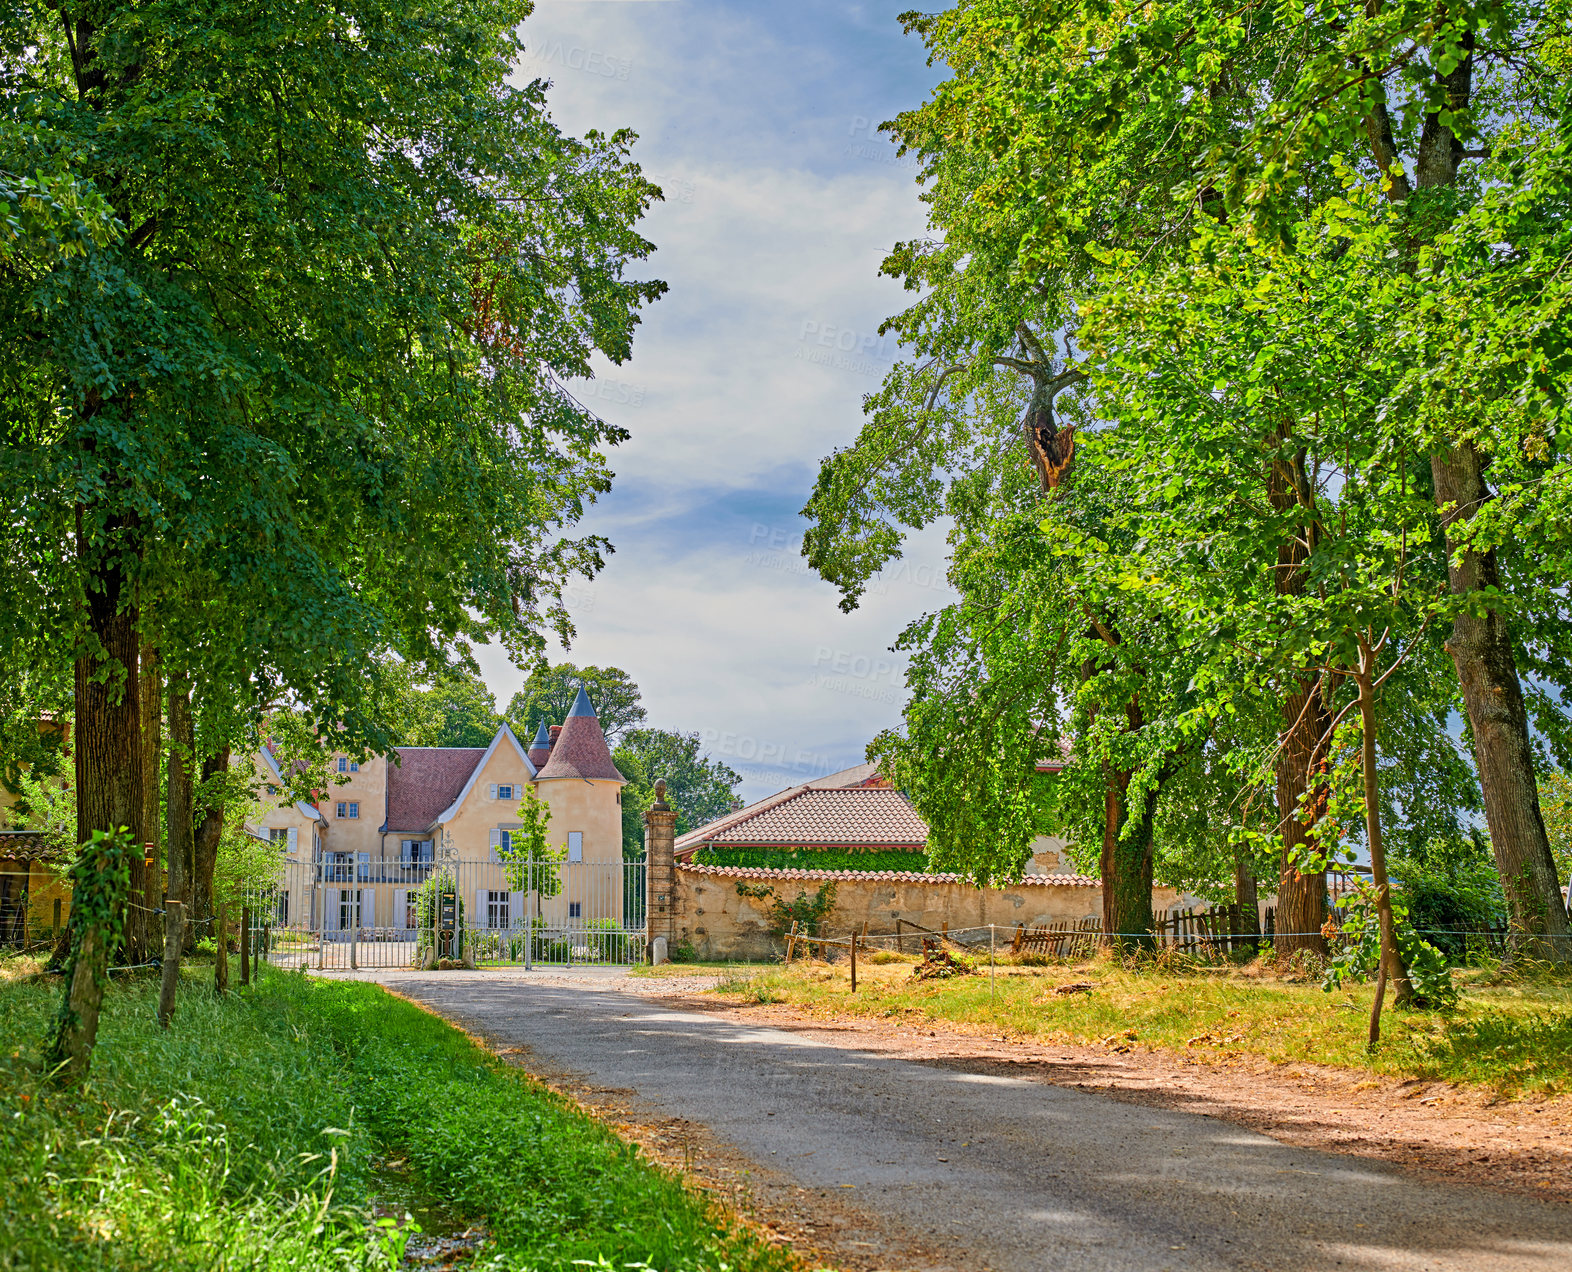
[675,862,1100,886]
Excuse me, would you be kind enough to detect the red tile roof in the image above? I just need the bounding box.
[677,863,1099,886]
[386,748,484,832]
[535,700,625,782]
[704,787,928,848]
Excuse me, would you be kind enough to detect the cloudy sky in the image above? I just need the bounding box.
[473,1,956,801]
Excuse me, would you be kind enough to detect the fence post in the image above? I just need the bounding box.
[240,905,251,985]
[316,869,325,969]
[349,895,359,971]
[643,781,677,964]
[215,903,229,994]
[850,930,857,993]
[525,843,534,971]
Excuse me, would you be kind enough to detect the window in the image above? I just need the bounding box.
[326,852,354,883]
[339,890,361,931]
[497,784,515,800]
[400,839,432,868]
[269,828,289,844]
[568,902,582,919]
[567,831,583,863]
[336,801,359,819]
[276,893,289,925]
[335,757,359,774]
[402,892,418,929]
[487,891,510,929]
[266,783,280,796]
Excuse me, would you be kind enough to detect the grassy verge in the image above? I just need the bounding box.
[0,966,810,1271]
[708,955,1572,1096]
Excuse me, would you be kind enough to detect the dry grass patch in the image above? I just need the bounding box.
[712,956,1572,1096]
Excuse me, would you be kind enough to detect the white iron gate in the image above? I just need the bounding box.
[248,855,647,970]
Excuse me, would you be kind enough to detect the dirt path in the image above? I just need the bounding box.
[351,968,1572,1272]
[679,990,1572,1207]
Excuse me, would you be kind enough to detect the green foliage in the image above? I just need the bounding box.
[2,756,75,866]
[1,971,795,1270]
[694,846,928,873]
[1539,771,1572,888]
[1323,881,1458,1009]
[614,728,743,855]
[1,0,665,782]
[1391,834,1509,960]
[507,663,647,745]
[390,662,502,748]
[499,784,565,898]
[735,880,838,938]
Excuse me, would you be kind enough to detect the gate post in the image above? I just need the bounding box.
[644,780,676,962]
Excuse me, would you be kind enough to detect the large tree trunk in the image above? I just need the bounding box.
[52,512,142,1076]
[1100,765,1158,951]
[159,674,195,1025]
[191,745,230,943]
[1399,38,1571,962]
[1432,447,1572,960]
[1267,443,1328,958]
[72,517,143,940]
[1275,676,1330,957]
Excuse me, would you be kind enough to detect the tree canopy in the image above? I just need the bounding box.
[507,663,647,744]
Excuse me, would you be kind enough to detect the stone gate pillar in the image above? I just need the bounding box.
[644,780,676,961]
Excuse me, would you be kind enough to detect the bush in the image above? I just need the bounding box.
[694,846,930,872]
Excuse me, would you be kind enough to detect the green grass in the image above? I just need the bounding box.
[689,847,929,873]
[712,957,1572,1097]
[0,968,809,1271]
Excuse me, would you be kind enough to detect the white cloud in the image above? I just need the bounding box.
[477,2,956,802]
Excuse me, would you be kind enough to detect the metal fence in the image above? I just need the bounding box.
[247,855,647,970]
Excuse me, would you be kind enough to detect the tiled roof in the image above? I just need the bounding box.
[675,763,911,852]
[677,863,1100,887]
[0,830,66,862]
[708,787,929,847]
[387,748,485,831]
[535,690,625,783]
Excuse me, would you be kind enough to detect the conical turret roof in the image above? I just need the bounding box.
[526,720,553,770]
[535,689,626,782]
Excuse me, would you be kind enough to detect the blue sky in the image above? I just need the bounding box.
[472,1,957,802]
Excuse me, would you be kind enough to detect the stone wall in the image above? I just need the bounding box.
[673,863,1188,960]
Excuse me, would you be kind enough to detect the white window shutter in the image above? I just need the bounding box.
[476,888,489,929]
[287,827,298,852]
[360,889,374,927]
[511,891,525,930]
[393,889,405,930]
[489,828,501,850]
[325,889,338,931]
[489,783,497,799]
[568,831,583,863]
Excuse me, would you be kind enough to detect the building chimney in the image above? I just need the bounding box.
[548,725,562,747]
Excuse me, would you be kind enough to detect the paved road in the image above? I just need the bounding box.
[364,970,1572,1272]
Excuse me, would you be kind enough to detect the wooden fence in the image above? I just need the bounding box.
[1009,904,1261,958]
[1010,916,1101,958]
[1155,903,1260,954]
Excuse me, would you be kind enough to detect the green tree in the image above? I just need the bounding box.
[613,729,743,857]
[393,663,504,749]
[2,0,663,1074]
[902,0,1572,959]
[507,664,646,745]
